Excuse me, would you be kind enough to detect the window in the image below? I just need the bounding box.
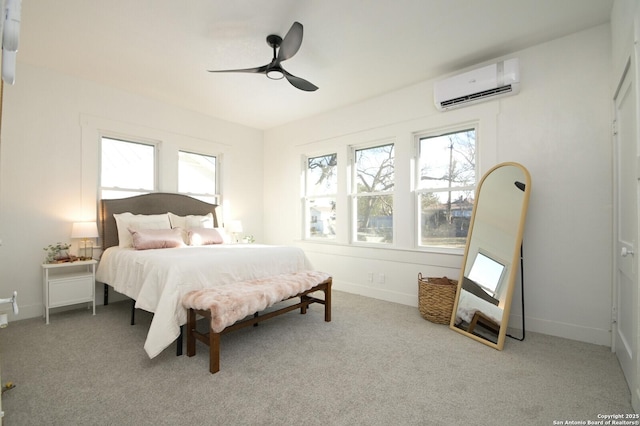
[304,153,337,240]
[416,128,476,249]
[100,137,156,199]
[352,142,394,244]
[178,151,219,204]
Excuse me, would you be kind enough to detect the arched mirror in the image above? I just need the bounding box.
[450,162,531,350]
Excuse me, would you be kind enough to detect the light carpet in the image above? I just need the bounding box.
[0,291,633,425]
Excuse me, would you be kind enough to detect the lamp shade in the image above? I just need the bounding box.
[71,222,99,239]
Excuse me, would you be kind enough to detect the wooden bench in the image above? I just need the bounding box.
[183,271,332,374]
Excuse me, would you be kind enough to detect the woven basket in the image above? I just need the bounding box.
[418,273,457,324]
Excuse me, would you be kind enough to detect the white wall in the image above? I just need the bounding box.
[0,22,614,348]
[0,63,264,319]
[264,24,613,346]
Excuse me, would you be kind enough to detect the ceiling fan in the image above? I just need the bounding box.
[208,21,318,92]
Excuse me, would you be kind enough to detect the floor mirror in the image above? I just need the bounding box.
[449,162,531,350]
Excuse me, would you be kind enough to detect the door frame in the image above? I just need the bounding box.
[612,16,640,413]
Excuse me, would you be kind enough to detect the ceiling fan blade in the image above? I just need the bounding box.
[277,22,303,62]
[207,64,268,74]
[283,69,318,91]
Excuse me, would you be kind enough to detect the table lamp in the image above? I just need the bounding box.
[227,220,243,243]
[71,221,99,260]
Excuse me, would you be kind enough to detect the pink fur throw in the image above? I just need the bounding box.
[182,271,331,333]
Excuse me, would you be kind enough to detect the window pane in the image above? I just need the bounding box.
[305,153,337,241]
[420,190,474,249]
[355,194,393,243]
[418,130,475,190]
[306,197,336,239]
[355,144,394,193]
[307,154,337,196]
[101,137,154,191]
[353,143,394,244]
[179,151,216,195]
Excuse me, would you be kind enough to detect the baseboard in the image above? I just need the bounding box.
[333,280,418,307]
[335,280,612,347]
[6,301,96,324]
[518,316,612,347]
[6,302,42,322]
[7,283,130,324]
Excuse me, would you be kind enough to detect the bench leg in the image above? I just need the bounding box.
[324,280,332,322]
[187,309,196,357]
[176,326,183,356]
[210,330,220,374]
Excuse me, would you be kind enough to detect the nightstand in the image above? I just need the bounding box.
[41,259,97,324]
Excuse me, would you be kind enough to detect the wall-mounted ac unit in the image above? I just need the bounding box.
[434,58,520,111]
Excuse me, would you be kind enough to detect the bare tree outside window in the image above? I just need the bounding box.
[305,154,337,239]
[418,129,476,248]
[354,143,394,243]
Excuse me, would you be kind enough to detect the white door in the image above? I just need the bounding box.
[614,56,638,406]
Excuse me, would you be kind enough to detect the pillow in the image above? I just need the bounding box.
[129,228,185,250]
[168,212,214,230]
[187,228,224,246]
[114,212,171,248]
[215,227,232,244]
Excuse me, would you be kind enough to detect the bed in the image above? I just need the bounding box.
[96,193,312,358]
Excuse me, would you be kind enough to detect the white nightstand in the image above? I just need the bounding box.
[41,259,97,324]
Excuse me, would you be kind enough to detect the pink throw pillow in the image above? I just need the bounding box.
[188,228,224,246]
[129,228,185,250]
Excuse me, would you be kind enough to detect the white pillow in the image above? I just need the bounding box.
[168,212,214,230]
[114,212,171,248]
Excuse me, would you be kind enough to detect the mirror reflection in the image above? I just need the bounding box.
[450,162,531,349]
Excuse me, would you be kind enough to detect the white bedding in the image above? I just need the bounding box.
[96,244,311,358]
[455,289,503,326]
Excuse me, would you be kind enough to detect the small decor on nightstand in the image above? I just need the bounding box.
[43,242,73,264]
[70,221,99,260]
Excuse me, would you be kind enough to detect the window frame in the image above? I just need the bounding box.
[99,135,159,200]
[302,152,338,241]
[177,149,221,205]
[349,140,395,246]
[414,125,478,252]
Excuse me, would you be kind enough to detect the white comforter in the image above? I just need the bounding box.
[96,244,311,358]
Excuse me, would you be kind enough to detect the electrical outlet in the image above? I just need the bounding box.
[377,273,385,284]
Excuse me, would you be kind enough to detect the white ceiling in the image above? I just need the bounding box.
[17,0,612,130]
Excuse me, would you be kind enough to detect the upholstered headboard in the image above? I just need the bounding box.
[99,193,219,250]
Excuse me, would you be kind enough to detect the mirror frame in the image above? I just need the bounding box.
[449,161,531,350]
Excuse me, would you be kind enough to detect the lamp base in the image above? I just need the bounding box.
[79,240,94,260]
